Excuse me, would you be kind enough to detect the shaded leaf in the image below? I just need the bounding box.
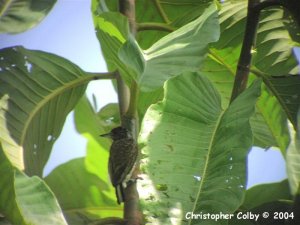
[0,46,92,175]
[119,3,220,91]
[264,75,300,129]
[201,1,299,152]
[139,73,261,224]
[45,158,122,224]
[241,180,292,210]
[0,0,57,34]
[96,0,214,49]
[255,83,290,152]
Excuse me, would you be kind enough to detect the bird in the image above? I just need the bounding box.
[100,126,138,204]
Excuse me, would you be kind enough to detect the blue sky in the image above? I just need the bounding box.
[0,0,288,188]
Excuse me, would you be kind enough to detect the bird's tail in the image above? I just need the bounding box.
[116,185,125,204]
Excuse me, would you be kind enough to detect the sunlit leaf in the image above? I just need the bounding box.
[119,4,220,91]
[14,170,67,225]
[0,147,25,225]
[0,146,66,225]
[139,73,261,224]
[286,111,300,196]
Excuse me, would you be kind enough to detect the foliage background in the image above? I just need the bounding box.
[3,0,298,224]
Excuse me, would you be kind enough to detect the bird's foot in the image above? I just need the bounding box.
[127,176,143,186]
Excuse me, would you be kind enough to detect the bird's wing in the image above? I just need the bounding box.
[109,138,138,186]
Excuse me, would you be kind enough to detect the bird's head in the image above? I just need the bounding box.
[100,126,130,140]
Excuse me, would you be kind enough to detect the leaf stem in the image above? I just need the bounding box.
[137,22,175,32]
[229,0,260,103]
[152,0,170,24]
[116,71,130,117]
[86,72,116,80]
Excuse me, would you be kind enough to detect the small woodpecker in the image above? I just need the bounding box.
[100,126,138,204]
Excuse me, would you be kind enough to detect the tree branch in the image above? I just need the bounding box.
[118,1,142,224]
[137,22,174,32]
[116,71,130,118]
[229,0,261,103]
[254,0,286,11]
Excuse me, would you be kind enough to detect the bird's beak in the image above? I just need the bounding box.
[100,132,111,138]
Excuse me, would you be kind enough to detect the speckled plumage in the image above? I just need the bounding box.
[102,127,138,204]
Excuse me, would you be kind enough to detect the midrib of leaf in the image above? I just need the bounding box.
[64,206,122,213]
[261,73,294,127]
[20,75,94,144]
[189,109,225,223]
[0,0,13,18]
[208,49,236,76]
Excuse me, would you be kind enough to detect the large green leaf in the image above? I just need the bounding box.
[0,146,25,225]
[241,180,292,210]
[119,3,220,92]
[139,73,261,224]
[14,170,67,225]
[0,46,96,176]
[286,111,300,196]
[0,0,57,34]
[201,1,299,152]
[94,0,297,150]
[96,0,214,49]
[45,96,122,224]
[0,145,66,225]
[45,158,122,224]
[263,75,300,129]
[93,11,135,85]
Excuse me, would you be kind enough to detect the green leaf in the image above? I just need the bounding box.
[241,180,292,210]
[45,96,122,224]
[0,145,66,225]
[45,158,122,224]
[14,170,67,225]
[255,83,290,152]
[93,12,135,85]
[139,73,261,224]
[74,96,117,181]
[119,3,220,91]
[0,146,25,225]
[97,103,120,130]
[0,0,57,34]
[263,75,300,129]
[0,46,92,175]
[201,1,298,152]
[286,110,300,196]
